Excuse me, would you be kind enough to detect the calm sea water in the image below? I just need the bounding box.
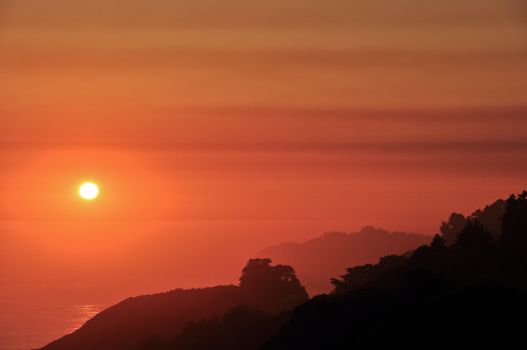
[0,302,104,350]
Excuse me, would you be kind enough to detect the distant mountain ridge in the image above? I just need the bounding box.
[257,226,431,295]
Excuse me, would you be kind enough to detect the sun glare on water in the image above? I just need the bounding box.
[79,182,100,200]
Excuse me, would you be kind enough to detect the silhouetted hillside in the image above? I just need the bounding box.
[40,259,307,350]
[135,306,290,350]
[139,190,527,350]
[257,226,430,295]
[41,191,527,350]
[263,191,527,348]
[440,199,505,244]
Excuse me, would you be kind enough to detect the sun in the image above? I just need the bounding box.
[79,182,100,200]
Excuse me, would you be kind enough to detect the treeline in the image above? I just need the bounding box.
[43,191,527,350]
[258,226,430,295]
[265,191,527,348]
[139,191,527,349]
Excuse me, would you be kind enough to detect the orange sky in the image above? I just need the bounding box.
[1,0,527,304]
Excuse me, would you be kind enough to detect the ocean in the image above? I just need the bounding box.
[0,301,104,350]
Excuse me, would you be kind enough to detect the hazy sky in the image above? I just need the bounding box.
[2,0,527,144]
[1,0,527,305]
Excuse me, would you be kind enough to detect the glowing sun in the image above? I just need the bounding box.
[79,182,100,200]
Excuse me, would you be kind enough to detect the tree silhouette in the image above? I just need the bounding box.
[502,191,527,250]
[240,258,308,313]
[456,220,493,250]
[430,234,446,250]
[331,254,406,292]
[264,190,527,349]
[471,199,505,236]
[440,212,467,245]
[440,200,506,245]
